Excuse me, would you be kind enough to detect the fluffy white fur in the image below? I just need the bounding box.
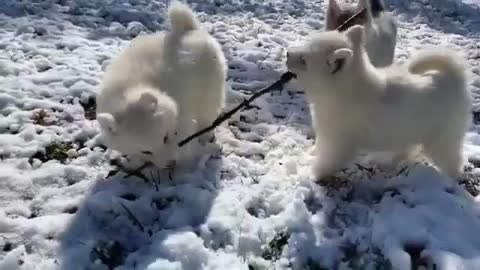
[96,1,227,169]
[286,25,471,180]
[325,0,397,67]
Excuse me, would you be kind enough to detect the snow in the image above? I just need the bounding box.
[0,0,480,270]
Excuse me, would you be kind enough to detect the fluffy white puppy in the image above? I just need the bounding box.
[325,0,397,67]
[96,1,227,169]
[287,25,471,180]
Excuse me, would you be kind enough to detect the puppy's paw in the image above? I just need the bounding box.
[312,160,332,181]
[314,174,349,196]
[123,154,147,170]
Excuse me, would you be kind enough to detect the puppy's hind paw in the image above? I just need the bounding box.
[122,154,147,171]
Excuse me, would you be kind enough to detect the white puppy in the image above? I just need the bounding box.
[287,25,471,180]
[325,0,397,67]
[96,1,227,169]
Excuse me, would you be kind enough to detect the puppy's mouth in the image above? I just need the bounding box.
[286,50,307,73]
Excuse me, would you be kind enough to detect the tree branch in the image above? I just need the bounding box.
[336,8,367,32]
[178,71,296,147]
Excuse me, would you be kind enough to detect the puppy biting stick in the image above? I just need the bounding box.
[178,8,366,147]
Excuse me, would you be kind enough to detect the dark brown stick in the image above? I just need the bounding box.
[119,202,144,232]
[178,71,296,147]
[336,8,367,32]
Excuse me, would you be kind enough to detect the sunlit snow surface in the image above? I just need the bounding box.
[1,0,480,269]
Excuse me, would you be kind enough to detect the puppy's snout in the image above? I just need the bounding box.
[286,48,300,60]
[286,48,306,71]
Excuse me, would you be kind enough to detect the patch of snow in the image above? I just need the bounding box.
[0,0,480,270]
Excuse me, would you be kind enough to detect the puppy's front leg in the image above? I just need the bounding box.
[313,139,357,181]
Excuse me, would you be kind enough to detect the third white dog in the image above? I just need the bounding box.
[287,25,471,180]
[96,1,227,169]
[325,0,397,67]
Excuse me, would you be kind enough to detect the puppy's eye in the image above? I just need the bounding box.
[286,50,307,71]
[142,151,153,155]
[163,134,169,144]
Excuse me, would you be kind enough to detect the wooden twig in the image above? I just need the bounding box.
[336,8,367,32]
[396,165,409,176]
[149,170,159,192]
[119,201,144,232]
[178,71,296,147]
[354,163,374,174]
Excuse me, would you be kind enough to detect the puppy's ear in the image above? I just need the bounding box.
[327,48,353,74]
[97,113,117,134]
[139,92,158,112]
[326,0,341,29]
[345,25,365,46]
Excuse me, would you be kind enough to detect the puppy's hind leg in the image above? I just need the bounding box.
[196,83,224,145]
[196,113,218,145]
[423,132,464,180]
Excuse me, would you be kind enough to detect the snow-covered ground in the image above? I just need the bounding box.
[1,0,480,269]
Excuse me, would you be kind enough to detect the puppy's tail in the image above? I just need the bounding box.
[168,0,200,34]
[408,48,467,86]
[168,1,200,34]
